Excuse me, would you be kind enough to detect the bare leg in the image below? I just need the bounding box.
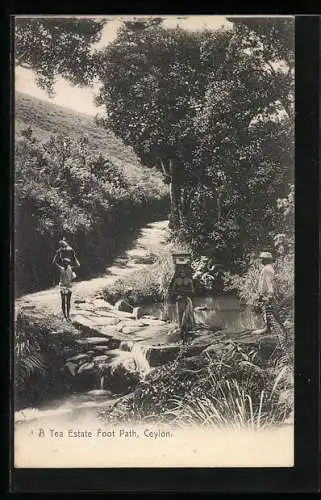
[252,303,268,335]
[176,296,185,343]
[60,292,67,319]
[66,291,72,320]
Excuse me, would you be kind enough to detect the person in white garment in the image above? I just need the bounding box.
[256,251,275,334]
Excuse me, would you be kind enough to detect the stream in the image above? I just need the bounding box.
[15,295,263,429]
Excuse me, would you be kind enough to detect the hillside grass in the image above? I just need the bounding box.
[15,91,138,161]
[15,92,161,187]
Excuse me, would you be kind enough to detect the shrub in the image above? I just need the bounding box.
[103,241,190,306]
[14,309,80,409]
[15,129,168,295]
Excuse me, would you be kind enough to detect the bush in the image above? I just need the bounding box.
[103,241,190,306]
[15,129,168,295]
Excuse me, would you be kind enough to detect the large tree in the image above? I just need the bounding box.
[182,17,294,266]
[94,21,232,227]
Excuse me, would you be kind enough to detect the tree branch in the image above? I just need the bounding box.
[265,60,277,77]
[159,158,171,179]
[264,60,294,120]
[15,61,32,71]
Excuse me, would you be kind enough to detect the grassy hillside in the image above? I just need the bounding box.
[15,91,159,185]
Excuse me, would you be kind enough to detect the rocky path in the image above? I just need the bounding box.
[16,220,169,318]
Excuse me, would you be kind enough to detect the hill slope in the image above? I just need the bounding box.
[15,91,158,183]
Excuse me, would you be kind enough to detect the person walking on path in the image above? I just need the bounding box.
[52,238,77,268]
[53,251,80,321]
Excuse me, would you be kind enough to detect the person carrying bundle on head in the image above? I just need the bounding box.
[52,238,77,267]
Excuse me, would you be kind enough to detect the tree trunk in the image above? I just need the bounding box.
[217,190,222,223]
[170,165,183,228]
[159,158,183,228]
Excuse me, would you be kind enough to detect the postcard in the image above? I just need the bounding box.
[14,14,294,468]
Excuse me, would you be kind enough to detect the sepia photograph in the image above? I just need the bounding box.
[13,14,294,468]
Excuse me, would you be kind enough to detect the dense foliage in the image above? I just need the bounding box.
[223,184,294,335]
[94,18,294,270]
[15,17,105,94]
[15,16,294,274]
[15,127,168,295]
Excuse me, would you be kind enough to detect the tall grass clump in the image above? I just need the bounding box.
[99,338,294,429]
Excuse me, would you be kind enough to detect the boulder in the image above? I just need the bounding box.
[66,353,90,364]
[76,337,114,346]
[90,310,116,318]
[109,338,122,350]
[194,305,208,311]
[143,318,167,326]
[107,363,140,394]
[110,356,137,374]
[119,340,134,352]
[92,317,121,327]
[72,316,102,336]
[92,346,112,353]
[177,354,210,375]
[133,306,144,320]
[121,326,141,335]
[91,298,111,309]
[74,303,95,312]
[114,310,136,320]
[147,344,180,367]
[142,315,159,320]
[184,330,222,356]
[114,299,134,314]
[92,355,111,364]
[86,389,112,397]
[62,361,78,377]
[78,361,96,375]
[97,352,140,394]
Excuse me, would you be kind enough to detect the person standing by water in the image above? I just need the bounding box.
[53,251,80,322]
[256,251,288,343]
[257,251,275,334]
